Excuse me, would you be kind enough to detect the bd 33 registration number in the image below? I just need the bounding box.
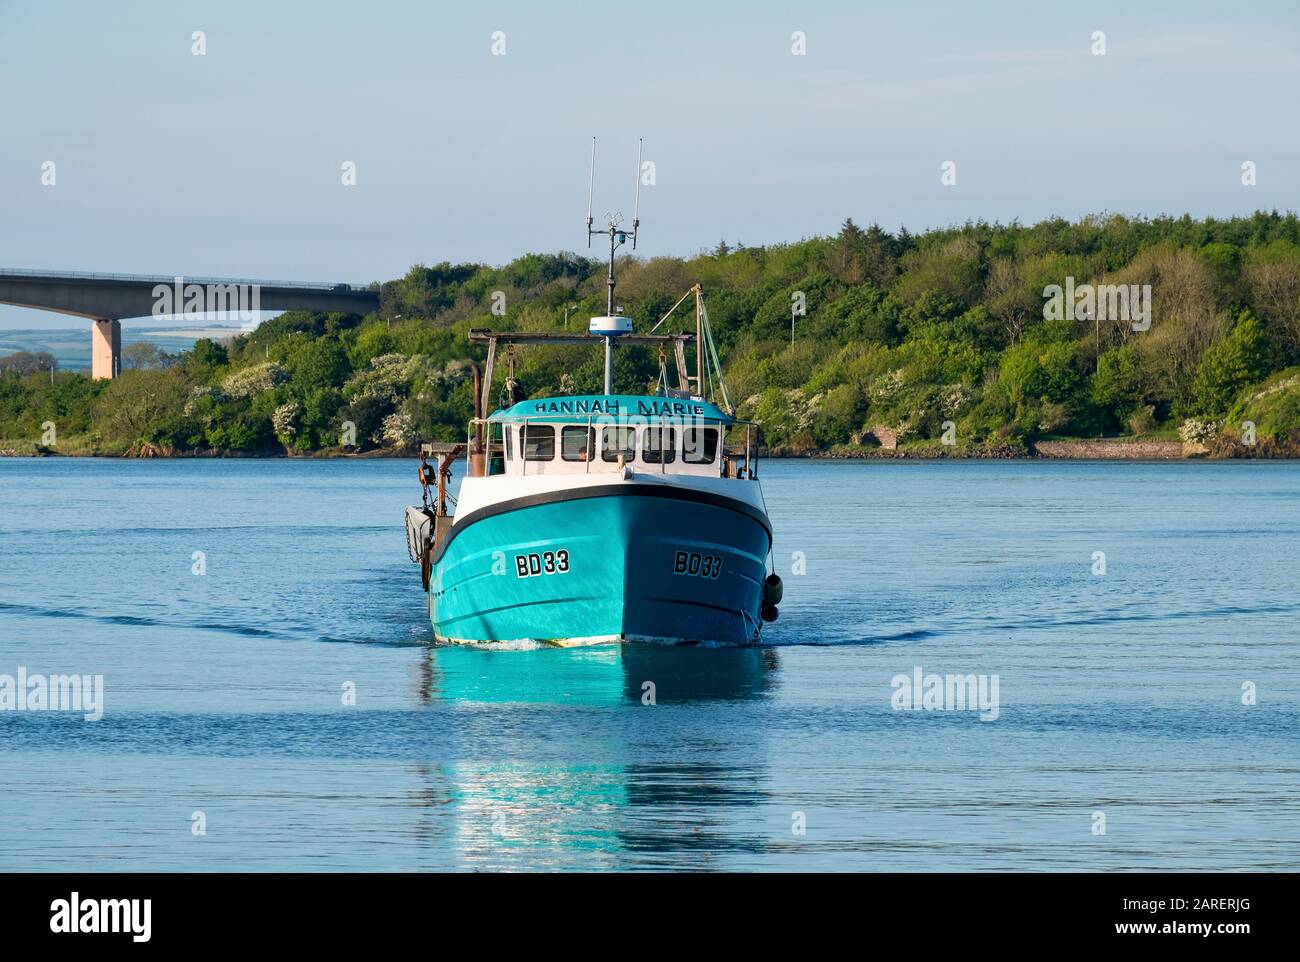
[515,550,570,578]
[674,550,722,578]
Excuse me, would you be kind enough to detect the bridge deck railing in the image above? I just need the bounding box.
[0,268,377,292]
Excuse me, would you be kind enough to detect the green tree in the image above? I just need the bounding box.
[190,339,228,368]
[286,339,350,393]
[93,370,191,445]
[122,341,167,370]
[1192,311,1271,416]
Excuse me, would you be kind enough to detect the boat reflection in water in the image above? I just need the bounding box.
[617,644,779,703]
[420,643,779,705]
[412,645,779,869]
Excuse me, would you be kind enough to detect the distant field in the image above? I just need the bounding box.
[0,325,244,370]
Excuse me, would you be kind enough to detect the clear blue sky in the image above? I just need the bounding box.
[2,0,1296,328]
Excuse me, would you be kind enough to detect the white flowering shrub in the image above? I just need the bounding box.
[939,383,971,418]
[272,401,302,438]
[345,353,418,403]
[182,385,227,417]
[222,362,287,399]
[381,410,417,449]
[1179,418,1219,443]
[869,369,905,406]
[1247,372,1300,402]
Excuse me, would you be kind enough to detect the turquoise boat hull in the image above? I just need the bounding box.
[428,485,771,646]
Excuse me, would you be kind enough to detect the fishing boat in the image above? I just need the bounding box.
[405,141,781,646]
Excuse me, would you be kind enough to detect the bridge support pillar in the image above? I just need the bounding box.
[91,319,121,380]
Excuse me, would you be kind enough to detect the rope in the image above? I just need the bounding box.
[654,345,668,394]
[700,301,732,413]
[647,287,696,334]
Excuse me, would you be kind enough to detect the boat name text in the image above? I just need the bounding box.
[526,399,709,418]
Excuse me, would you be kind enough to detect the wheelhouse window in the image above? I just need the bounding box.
[503,425,513,460]
[561,425,596,462]
[600,426,637,462]
[682,426,719,464]
[522,424,555,461]
[643,426,677,464]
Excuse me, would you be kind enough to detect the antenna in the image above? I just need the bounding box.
[584,138,645,394]
[631,138,643,250]
[585,138,596,248]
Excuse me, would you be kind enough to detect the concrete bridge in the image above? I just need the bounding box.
[0,269,380,378]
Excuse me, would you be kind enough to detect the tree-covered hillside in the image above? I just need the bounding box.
[4,212,1300,456]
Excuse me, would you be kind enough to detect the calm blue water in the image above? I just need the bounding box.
[0,326,217,371]
[1,458,1298,871]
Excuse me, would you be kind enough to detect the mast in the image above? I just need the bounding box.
[587,138,642,395]
[604,223,617,317]
[695,285,704,398]
[603,225,617,393]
